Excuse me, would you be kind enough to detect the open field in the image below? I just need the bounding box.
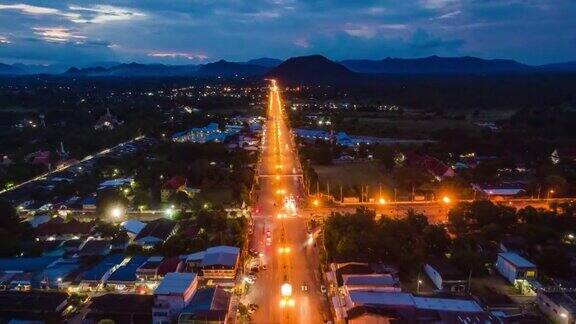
[313,161,392,188]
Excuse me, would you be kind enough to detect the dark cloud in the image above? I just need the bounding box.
[0,0,574,65]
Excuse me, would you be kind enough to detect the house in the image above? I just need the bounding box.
[496,252,538,294]
[97,177,133,190]
[200,246,240,281]
[537,289,576,324]
[85,293,153,324]
[153,273,198,324]
[79,254,125,290]
[134,219,177,248]
[107,255,149,291]
[424,259,468,293]
[136,256,183,282]
[406,153,455,180]
[342,274,401,293]
[121,219,147,238]
[77,239,112,257]
[0,291,69,322]
[81,196,97,210]
[161,175,187,202]
[35,219,96,241]
[178,287,231,324]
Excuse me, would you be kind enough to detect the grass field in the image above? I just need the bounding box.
[313,161,392,188]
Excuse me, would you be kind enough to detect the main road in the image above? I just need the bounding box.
[247,80,330,323]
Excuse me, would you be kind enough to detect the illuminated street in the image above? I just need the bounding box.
[247,81,330,323]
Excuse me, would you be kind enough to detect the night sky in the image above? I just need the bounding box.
[0,0,575,65]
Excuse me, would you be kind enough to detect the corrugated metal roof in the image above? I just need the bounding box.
[154,273,196,295]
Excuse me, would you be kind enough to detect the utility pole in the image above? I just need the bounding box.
[340,185,343,202]
[316,181,320,197]
[327,181,330,198]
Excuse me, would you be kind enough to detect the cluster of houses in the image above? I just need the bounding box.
[0,214,241,323]
[171,118,262,150]
[325,243,576,323]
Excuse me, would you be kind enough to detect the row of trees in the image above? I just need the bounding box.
[324,201,576,280]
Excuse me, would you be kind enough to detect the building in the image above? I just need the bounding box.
[107,255,149,291]
[342,274,401,293]
[85,293,153,324]
[424,259,468,293]
[200,246,240,280]
[153,273,198,324]
[0,291,69,322]
[161,176,187,202]
[136,256,183,282]
[35,219,95,241]
[134,219,177,248]
[472,183,526,198]
[537,289,576,324]
[342,291,493,323]
[496,252,538,294]
[406,153,455,181]
[97,177,133,190]
[79,254,125,290]
[178,287,231,324]
[172,123,240,143]
[121,219,147,238]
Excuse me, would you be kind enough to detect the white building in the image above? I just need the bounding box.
[424,260,467,292]
[153,273,198,324]
[342,274,400,293]
[538,289,576,324]
[496,252,538,295]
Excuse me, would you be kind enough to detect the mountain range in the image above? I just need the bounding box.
[1,55,576,83]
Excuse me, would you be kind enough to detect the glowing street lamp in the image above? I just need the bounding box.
[110,206,124,219]
[442,196,451,204]
[378,197,386,205]
[313,199,319,207]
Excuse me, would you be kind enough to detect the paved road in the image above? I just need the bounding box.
[247,81,330,323]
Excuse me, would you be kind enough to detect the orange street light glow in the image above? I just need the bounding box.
[442,196,451,204]
[313,199,319,206]
[378,197,386,205]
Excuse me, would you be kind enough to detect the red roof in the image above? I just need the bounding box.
[406,152,454,178]
[157,257,183,276]
[162,176,187,190]
[36,219,95,237]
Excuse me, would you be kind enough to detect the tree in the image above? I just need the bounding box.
[538,247,571,278]
[0,199,31,256]
[423,225,452,255]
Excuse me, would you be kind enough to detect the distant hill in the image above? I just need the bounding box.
[196,60,271,77]
[66,63,200,77]
[244,58,282,68]
[339,56,532,74]
[0,63,24,75]
[266,55,359,84]
[539,61,576,72]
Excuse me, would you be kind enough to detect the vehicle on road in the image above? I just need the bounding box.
[320,285,327,294]
[301,282,308,292]
[261,265,267,270]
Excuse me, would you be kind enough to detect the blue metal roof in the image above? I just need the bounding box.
[0,257,59,272]
[108,256,148,282]
[81,254,125,281]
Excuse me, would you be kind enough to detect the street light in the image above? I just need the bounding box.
[110,206,123,219]
[313,199,319,207]
[378,197,386,205]
[442,196,451,204]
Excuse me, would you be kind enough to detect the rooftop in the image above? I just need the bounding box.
[498,252,536,268]
[134,219,176,242]
[108,255,148,282]
[154,273,197,295]
[343,274,399,287]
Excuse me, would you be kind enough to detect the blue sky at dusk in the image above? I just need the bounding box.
[0,0,574,65]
